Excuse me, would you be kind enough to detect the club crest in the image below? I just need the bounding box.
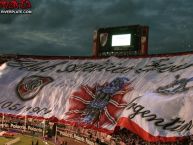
[17,75,53,101]
[100,33,108,47]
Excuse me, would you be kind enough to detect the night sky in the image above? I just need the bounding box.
[0,0,193,56]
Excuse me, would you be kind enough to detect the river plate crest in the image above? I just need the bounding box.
[17,75,53,101]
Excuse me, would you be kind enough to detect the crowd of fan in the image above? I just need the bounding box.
[2,116,193,145]
[111,128,193,145]
[56,125,193,145]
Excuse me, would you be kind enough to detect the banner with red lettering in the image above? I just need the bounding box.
[0,54,193,142]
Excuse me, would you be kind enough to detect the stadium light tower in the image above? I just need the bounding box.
[93,25,149,57]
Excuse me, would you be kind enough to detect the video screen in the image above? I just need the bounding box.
[112,34,131,47]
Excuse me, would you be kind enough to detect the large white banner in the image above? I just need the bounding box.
[0,55,193,141]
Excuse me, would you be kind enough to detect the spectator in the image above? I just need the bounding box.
[61,141,64,145]
[96,138,100,145]
[36,140,39,145]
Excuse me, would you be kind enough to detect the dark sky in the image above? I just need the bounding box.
[0,0,193,56]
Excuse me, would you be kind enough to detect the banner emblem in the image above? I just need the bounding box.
[17,75,53,101]
[66,77,133,127]
[156,75,193,95]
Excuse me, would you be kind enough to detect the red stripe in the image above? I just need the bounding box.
[117,117,185,142]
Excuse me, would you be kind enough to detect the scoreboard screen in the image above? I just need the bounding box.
[112,34,131,47]
[93,25,149,57]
